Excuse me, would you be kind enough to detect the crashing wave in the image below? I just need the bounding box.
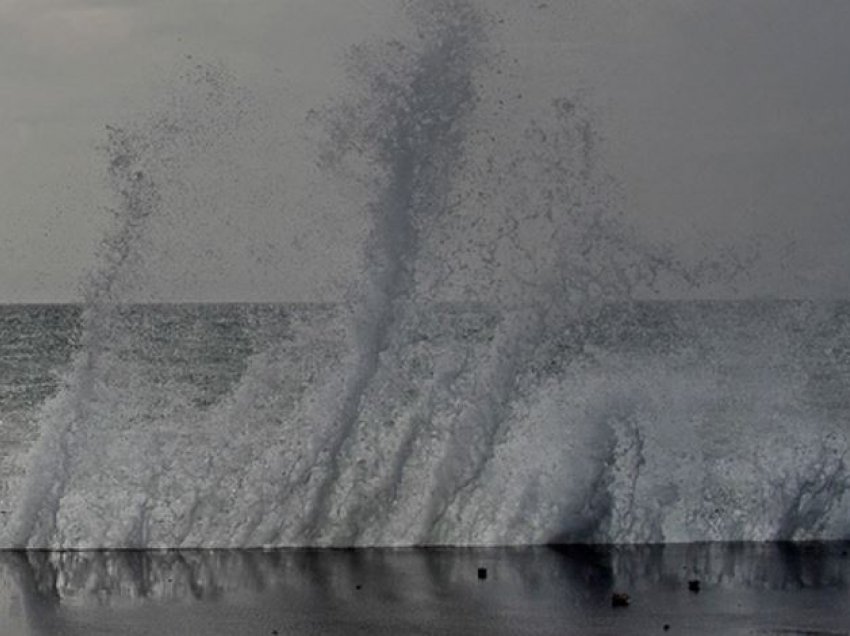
[1,0,848,549]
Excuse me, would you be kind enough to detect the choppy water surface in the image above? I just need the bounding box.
[1,301,849,548]
[1,543,849,635]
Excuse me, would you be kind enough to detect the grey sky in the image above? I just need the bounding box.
[1,0,849,302]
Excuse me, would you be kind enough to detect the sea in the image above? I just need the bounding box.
[1,300,849,551]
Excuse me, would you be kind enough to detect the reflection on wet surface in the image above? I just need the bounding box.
[2,543,849,635]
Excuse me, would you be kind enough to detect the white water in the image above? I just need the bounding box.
[1,0,848,549]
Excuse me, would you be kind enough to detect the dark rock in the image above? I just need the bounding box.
[663,625,670,631]
[478,567,487,580]
[611,592,630,607]
[688,580,701,593]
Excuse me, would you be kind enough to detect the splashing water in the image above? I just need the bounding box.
[2,0,849,549]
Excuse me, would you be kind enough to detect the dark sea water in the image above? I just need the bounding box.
[0,303,302,415]
[4,301,848,417]
[1,543,849,635]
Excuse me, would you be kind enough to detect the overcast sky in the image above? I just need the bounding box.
[1,0,849,302]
